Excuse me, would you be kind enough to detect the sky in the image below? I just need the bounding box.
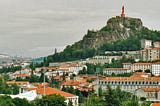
[0,0,160,58]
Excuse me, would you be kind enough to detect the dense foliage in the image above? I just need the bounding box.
[0,94,66,106]
[0,74,19,95]
[44,47,96,66]
[0,66,22,73]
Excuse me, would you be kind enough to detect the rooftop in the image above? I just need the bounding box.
[27,87,76,98]
[151,103,160,106]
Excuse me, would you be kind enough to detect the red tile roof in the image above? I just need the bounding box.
[27,87,76,97]
[141,87,160,92]
[151,103,160,106]
[6,81,29,85]
[100,77,160,81]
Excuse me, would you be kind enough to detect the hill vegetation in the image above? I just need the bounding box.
[43,16,160,66]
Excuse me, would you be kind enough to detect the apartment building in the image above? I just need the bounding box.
[140,39,160,61]
[98,77,160,93]
[140,47,160,61]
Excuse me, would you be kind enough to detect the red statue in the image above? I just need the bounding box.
[121,6,125,17]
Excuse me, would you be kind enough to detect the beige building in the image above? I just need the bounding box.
[86,56,122,64]
[123,62,160,76]
[98,77,160,93]
[136,87,160,102]
[131,62,151,72]
[140,47,160,61]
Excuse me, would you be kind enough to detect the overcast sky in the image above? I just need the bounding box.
[0,0,160,58]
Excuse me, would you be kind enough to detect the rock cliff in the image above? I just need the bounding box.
[77,16,144,49]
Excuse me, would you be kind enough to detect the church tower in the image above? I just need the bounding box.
[121,6,125,17]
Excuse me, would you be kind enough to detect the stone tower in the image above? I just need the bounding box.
[121,6,125,17]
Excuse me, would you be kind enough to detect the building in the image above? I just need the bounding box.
[140,39,160,61]
[151,62,160,76]
[122,63,132,69]
[6,81,30,93]
[131,72,150,78]
[26,87,79,106]
[123,62,160,76]
[49,62,85,76]
[136,87,160,102]
[103,68,131,75]
[153,41,160,48]
[10,90,37,101]
[61,80,92,92]
[141,39,152,49]
[140,47,160,61]
[131,62,151,72]
[98,76,160,93]
[86,56,122,64]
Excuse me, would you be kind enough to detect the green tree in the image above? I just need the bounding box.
[34,94,66,106]
[68,100,73,106]
[10,84,20,94]
[141,101,151,106]
[104,85,121,106]
[98,86,103,97]
[0,95,15,106]
[12,98,30,106]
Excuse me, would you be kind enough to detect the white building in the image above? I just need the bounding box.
[141,39,152,49]
[123,62,160,76]
[26,87,79,106]
[151,62,160,76]
[86,56,122,64]
[103,68,131,75]
[131,62,151,72]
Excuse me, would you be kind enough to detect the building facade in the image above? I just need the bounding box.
[141,39,152,49]
[136,87,160,102]
[123,62,160,76]
[98,77,160,93]
[103,68,131,75]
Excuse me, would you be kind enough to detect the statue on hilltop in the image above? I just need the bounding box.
[121,6,125,17]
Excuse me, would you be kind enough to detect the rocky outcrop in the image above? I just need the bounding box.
[76,16,144,49]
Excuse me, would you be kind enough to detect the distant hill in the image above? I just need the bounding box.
[43,16,160,66]
[0,54,11,58]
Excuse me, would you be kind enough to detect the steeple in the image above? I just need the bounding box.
[121,5,125,17]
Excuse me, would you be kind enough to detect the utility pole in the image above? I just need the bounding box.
[96,67,100,96]
[43,69,46,96]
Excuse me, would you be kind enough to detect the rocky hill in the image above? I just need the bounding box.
[43,16,160,65]
[74,16,143,49]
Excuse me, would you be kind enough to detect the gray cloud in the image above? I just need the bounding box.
[0,0,159,57]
